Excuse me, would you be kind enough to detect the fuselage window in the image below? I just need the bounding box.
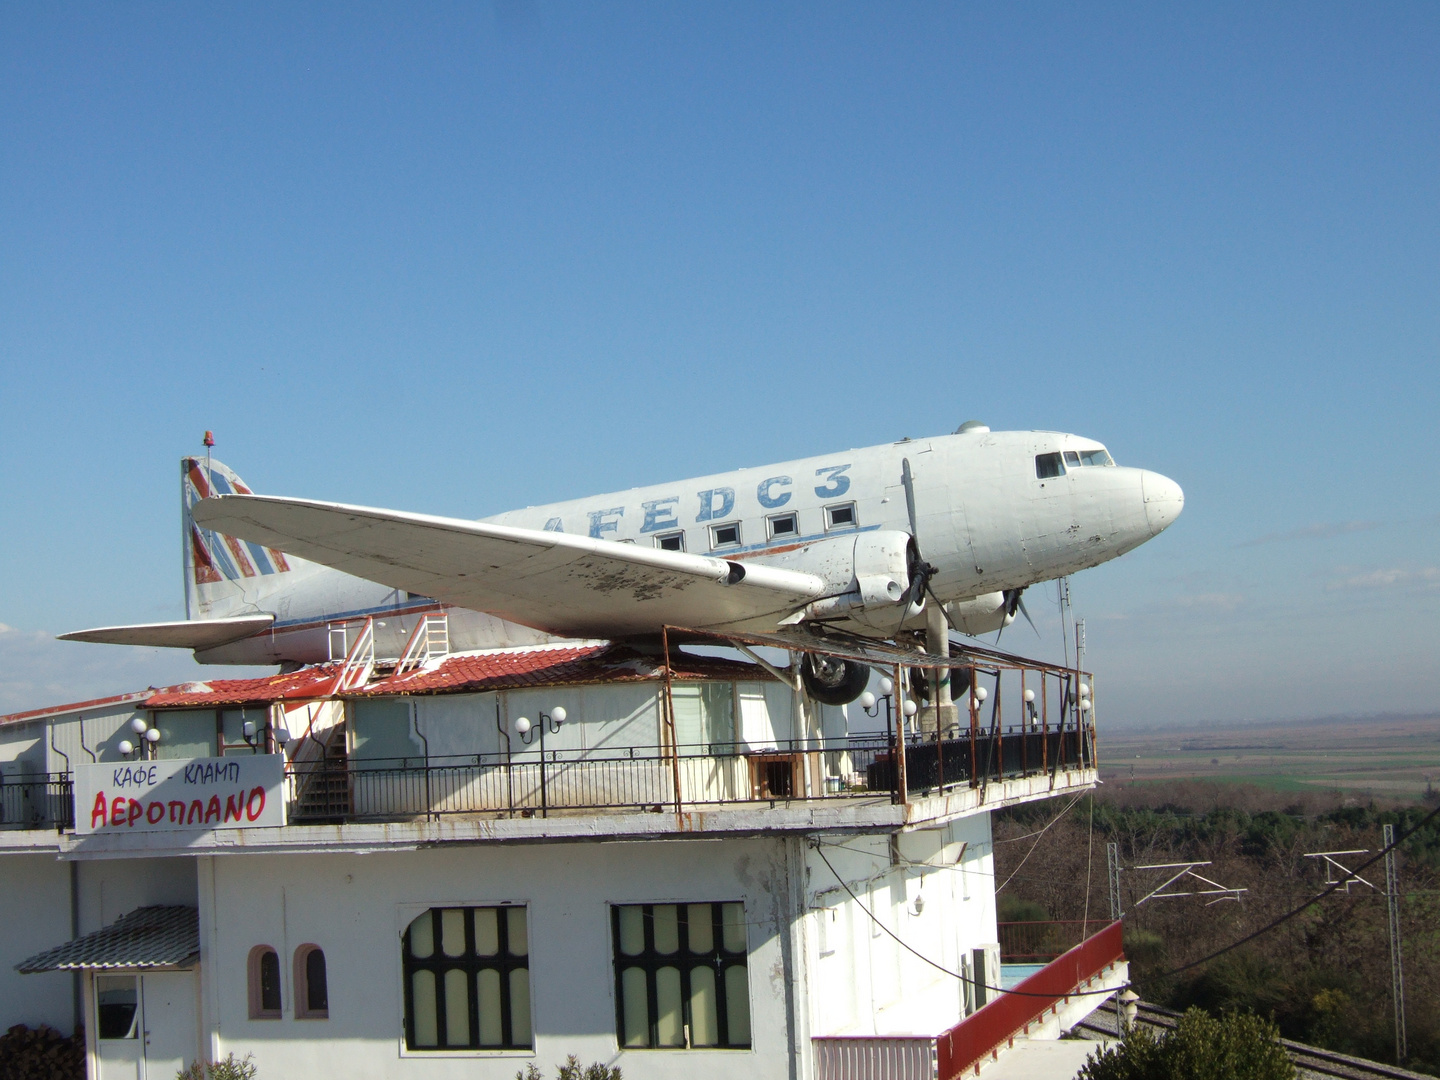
[768,513,798,540]
[655,532,685,552]
[1079,448,1114,467]
[711,522,742,549]
[1063,451,1080,468]
[825,503,857,530]
[1034,453,1065,479]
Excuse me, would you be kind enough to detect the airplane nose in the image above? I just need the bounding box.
[1142,471,1184,535]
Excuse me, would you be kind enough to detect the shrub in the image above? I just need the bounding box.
[1078,1008,1295,1080]
[516,1057,622,1080]
[176,1054,257,1080]
[998,896,1050,922]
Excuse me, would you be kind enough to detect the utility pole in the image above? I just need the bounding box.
[1384,823,1407,1063]
[1107,842,1122,920]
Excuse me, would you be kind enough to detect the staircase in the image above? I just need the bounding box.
[292,726,351,823]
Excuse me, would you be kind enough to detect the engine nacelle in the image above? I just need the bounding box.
[784,530,923,630]
[944,592,1015,637]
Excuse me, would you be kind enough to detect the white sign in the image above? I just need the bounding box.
[75,755,287,835]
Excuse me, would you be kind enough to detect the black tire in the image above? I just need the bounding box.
[799,655,871,706]
[913,667,971,703]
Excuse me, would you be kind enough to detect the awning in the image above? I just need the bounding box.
[16,906,198,973]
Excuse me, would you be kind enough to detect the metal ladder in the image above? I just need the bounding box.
[395,613,449,676]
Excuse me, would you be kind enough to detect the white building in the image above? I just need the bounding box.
[1,631,1122,1080]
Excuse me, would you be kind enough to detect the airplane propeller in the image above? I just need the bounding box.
[901,457,1038,648]
[994,587,1040,645]
[900,458,953,637]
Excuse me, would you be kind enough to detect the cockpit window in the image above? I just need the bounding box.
[1078,448,1114,467]
[1063,451,1080,467]
[1035,453,1065,479]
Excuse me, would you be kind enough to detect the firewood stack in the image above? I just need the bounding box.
[0,1025,85,1080]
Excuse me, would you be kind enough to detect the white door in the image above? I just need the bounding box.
[141,971,200,1079]
[95,974,144,1080]
[93,971,200,1080]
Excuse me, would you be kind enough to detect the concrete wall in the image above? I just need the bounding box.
[0,853,74,1033]
[803,813,997,1038]
[198,836,803,1080]
[75,856,198,934]
[41,703,149,772]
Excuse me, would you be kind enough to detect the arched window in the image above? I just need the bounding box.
[294,944,329,1019]
[248,946,282,1019]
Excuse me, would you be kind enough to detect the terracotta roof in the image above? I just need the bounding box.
[144,665,343,708]
[106,646,770,712]
[0,691,150,728]
[16,907,199,973]
[352,644,771,697]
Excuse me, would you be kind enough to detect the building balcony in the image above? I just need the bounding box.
[286,726,1093,825]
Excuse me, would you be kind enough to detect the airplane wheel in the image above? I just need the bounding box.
[799,654,871,706]
[913,667,971,702]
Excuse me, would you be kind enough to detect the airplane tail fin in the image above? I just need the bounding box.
[182,456,298,619]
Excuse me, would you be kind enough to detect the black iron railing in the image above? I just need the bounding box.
[0,773,74,832]
[286,726,1093,824]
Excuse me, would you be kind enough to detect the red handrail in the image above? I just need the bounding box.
[936,920,1124,1079]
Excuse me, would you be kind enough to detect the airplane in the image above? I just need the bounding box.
[62,422,1182,705]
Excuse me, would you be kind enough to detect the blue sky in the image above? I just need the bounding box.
[1,3,1436,722]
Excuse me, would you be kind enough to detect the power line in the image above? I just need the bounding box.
[813,841,1122,999]
[812,800,1440,1003]
[996,791,1088,893]
[1154,801,1440,980]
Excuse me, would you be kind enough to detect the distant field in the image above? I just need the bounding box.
[1097,714,1440,800]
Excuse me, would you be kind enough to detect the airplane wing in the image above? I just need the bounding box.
[58,614,276,649]
[190,495,829,639]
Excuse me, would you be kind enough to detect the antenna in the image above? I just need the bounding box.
[203,430,215,495]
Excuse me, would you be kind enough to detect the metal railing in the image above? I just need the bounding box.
[813,1035,938,1080]
[285,726,1092,824]
[936,921,1125,1080]
[997,920,1096,963]
[0,773,75,832]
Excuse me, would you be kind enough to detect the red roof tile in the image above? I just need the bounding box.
[352,644,769,697]
[144,665,343,708]
[112,646,770,712]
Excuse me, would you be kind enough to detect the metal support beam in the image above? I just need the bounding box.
[1129,861,1246,907]
[1384,823,1407,1064]
[732,642,801,691]
[1302,849,1376,892]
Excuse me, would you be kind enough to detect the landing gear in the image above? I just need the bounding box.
[799,654,871,706]
[912,666,970,704]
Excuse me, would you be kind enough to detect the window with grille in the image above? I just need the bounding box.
[612,902,751,1050]
[402,906,532,1050]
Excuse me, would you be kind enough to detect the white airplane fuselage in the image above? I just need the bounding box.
[186,427,1181,666]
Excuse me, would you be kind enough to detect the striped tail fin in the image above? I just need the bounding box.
[182,457,296,618]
